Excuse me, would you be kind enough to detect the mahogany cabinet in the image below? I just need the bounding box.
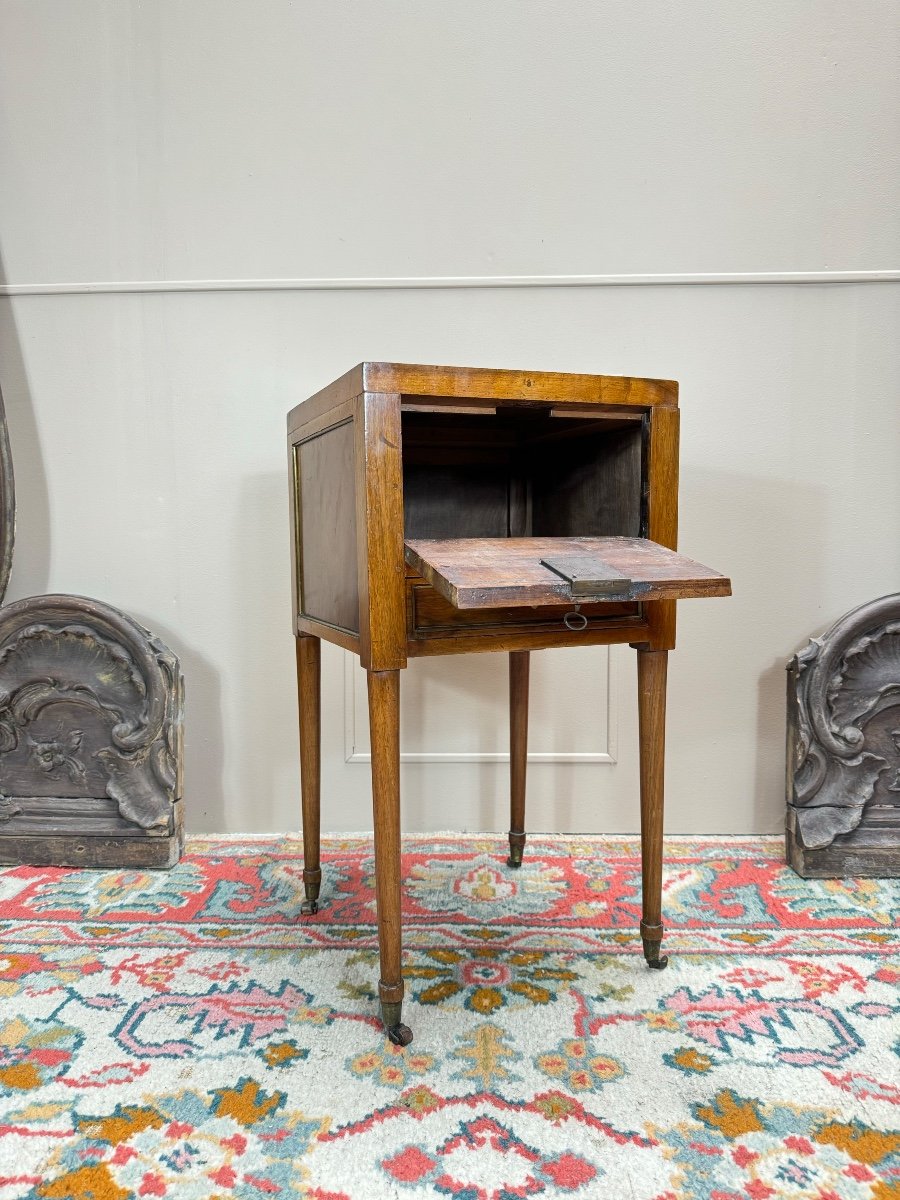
[288,362,730,1044]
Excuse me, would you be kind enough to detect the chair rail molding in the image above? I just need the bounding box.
[1,270,899,297]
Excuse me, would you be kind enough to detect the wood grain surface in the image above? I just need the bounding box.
[405,536,731,609]
[295,420,360,633]
[355,392,407,670]
[365,362,677,408]
[287,362,677,434]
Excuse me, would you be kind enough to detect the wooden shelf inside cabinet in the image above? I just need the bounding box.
[287,362,732,1044]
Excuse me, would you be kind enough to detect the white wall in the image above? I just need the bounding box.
[1,1,898,834]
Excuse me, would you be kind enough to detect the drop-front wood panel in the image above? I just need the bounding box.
[405,536,732,609]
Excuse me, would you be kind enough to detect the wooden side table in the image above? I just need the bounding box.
[288,363,731,1044]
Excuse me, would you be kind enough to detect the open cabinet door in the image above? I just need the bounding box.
[404,536,731,610]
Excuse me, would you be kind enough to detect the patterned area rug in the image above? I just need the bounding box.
[0,834,898,1200]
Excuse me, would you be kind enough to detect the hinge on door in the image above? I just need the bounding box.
[540,554,633,600]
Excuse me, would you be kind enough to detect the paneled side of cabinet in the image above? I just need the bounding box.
[292,418,360,634]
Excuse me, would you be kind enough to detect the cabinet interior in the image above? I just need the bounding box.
[401,406,647,542]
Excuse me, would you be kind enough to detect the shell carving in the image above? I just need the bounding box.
[788,595,900,850]
[0,596,182,830]
[828,622,900,730]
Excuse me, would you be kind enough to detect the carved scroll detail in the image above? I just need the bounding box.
[0,595,183,830]
[787,594,900,850]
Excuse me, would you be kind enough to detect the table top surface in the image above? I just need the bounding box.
[289,363,680,429]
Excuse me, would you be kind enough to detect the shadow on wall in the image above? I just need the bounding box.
[234,470,298,829]
[748,483,832,835]
[0,251,52,599]
[756,655,791,833]
[0,252,222,836]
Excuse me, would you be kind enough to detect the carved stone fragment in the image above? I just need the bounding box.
[0,595,184,867]
[786,593,900,877]
[0,383,184,867]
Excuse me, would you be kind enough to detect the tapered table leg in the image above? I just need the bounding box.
[508,651,530,868]
[637,648,669,970]
[367,669,411,1045]
[296,635,321,915]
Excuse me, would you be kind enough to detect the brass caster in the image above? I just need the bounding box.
[300,898,318,915]
[642,939,668,970]
[380,999,411,1044]
[507,833,525,869]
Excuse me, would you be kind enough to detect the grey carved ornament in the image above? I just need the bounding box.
[786,593,900,878]
[0,385,184,868]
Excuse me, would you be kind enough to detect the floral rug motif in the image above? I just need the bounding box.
[0,834,898,1199]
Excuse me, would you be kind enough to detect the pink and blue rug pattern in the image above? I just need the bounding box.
[0,834,898,1198]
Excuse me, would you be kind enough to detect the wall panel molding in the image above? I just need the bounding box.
[1,271,898,298]
[343,648,618,766]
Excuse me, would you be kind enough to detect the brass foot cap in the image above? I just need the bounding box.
[507,833,525,869]
[643,931,672,969]
[642,938,668,970]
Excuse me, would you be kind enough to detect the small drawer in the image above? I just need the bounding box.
[406,577,639,641]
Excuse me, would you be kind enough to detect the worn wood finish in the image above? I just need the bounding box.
[367,669,411,1044]
[508,652,529,869]
[637,649,668,969]
[366,362,678,408]
[296,635,322,913]
[405,537,731,609]
[292,398,355,444]
[288,363,730,1038]
[408,617,648,659]
[287,364,366,435]
[406,577,639,639]
[644,406,680,650]
[289,363,674,449]
[355,393,407,672]
[296,614,361,655]
[0,594,184,868]
[786,592,900,878]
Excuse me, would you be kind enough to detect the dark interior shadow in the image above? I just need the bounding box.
[0,250,52,599]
